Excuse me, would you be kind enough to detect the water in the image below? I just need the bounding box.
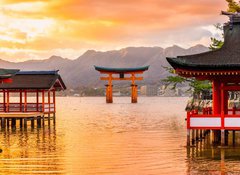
[0,97,240,174]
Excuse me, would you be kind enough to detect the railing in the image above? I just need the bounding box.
[187,107,240,130]
[0,103,55,113]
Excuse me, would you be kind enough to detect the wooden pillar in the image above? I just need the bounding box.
[31,118,34,128]
[187,112,191,146]
[24,118,27,128]
[3,91,6,112]
[213,80,221,115]
[48,91,51,125]
[187,129,190,146]
[36,90,39,112]
[20,118,23,128]
[6,91,9,112]
[131,85,138,103]
[11,118,16,129]
[42,115,45,127]
[200,130,203,141]
[233,130,236,145]
[42,91,45,113]
[106,74,113,103]
[1,118,5,129]
[53,90,56,113]
[131,73,137,103]
[20,90,22,112]
[24,91,27,112]
[37,116,41,128]
[191,129,195,145]
[221,129,225,146]
[7,119,9,128]
[48,91,51,113]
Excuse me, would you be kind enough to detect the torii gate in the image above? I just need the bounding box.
[94,66,149,103]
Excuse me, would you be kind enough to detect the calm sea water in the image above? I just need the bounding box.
[0,97,240,175]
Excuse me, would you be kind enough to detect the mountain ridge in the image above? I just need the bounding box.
[0,44,209,88]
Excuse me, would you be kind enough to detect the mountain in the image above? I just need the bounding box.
[0,45,209,88]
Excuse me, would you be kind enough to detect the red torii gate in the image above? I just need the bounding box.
[95,66,149,103]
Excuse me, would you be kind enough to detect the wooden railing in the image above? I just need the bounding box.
[0,103,55,113]
[187,107,240,130]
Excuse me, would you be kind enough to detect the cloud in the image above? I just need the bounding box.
[0,0,229,61]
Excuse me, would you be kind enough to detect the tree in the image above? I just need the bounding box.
[162,0,240,98]
[226,0,240,12]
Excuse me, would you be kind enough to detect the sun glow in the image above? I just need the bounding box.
[0,0,227,61]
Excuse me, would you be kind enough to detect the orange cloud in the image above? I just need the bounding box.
[0,0,228,61]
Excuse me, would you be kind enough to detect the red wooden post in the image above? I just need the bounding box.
[224,91,228,114]
[221,83,224,114]
[20,90,22,112]
[48,91,50,113]
[24,91,27,112]
[42,90,45,113]
[187,111,191,129]
[3,90,6,112]
[53,90,56,113]
[7,91,9,112]
[213,80,221,115]
[36,90,39,112]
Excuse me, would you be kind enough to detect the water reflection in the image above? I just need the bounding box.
[1,97,240,174]
[0,125,65,174]
[187,133,240,175]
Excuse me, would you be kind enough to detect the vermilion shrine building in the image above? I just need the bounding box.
[0,70,66,128]
[167,11,240,146]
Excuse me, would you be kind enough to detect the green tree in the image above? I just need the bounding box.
[226,0,240,12]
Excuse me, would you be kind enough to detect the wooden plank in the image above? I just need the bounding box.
[0,112,43,118]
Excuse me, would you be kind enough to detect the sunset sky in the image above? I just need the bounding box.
[0,0,227,61]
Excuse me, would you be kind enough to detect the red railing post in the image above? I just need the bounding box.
[187,111,191,129]
[42,90,45,113]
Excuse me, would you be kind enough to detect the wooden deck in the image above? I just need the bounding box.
[0,112,55,129]
[0,112,44,118]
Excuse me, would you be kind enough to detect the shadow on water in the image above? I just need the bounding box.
[186,132,240,175]
[0,124,66,175]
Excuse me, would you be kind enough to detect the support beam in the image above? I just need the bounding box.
[3,91,6,112]
[36,90,39,112]
[233,130,236,145]
[53,90,56,113]
[131,85,138,103]
[187,129,190,146]
[42,91,45,113]
[24,91,27,112]
[106,74,113,103]
[213,80,221,115]
[20,91,22,112]
[48,91,51,113]
[131,73,138,103]
[221,129,225,146]
[6,91,9,112]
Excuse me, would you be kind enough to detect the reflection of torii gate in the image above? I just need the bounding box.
[94,66,149,103]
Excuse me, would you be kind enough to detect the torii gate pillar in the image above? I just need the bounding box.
[105,84,113,103]
[131,84,138,103]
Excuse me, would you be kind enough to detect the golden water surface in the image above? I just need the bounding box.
[0,97,240,175]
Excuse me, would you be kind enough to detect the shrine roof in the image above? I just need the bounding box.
[94,65,149,73]
[167,11,240,71]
